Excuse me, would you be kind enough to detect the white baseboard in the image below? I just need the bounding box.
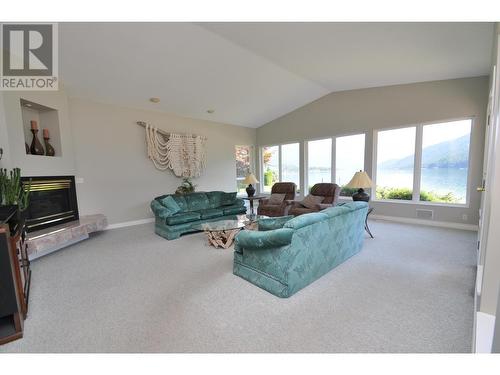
[476,312,496,353]
[370,214,479,231]
[106,218,155,230]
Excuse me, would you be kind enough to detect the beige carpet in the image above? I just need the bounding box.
[0,219,476,353]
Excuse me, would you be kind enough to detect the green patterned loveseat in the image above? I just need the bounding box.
[233,201,368,297]
[151,191,247,240]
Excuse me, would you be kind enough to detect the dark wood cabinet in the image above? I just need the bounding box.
[0,206,31,345]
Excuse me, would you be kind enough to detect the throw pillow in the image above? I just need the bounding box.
[160,195,182,215]
[300,194,324,209]
[258,215,294,231]
[221,192,237,206]
[268,193,286,205]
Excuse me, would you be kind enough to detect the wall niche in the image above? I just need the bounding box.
[20,99,62,157]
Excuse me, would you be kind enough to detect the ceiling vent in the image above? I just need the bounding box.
[416,209,434,220]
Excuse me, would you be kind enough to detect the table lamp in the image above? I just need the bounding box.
[243,173,259,197]
[344,170,373,202]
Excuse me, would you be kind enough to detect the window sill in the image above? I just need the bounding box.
[371,198,469,209]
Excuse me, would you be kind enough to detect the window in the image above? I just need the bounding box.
[235,145,252,194]
[375,127,416,200]
[262,145,279,193]
[281,143,300,191]
[420,120,471,204]
[307,138,332,190]
[336,134,365,196]
[261,143,300,193]
[374,119,472,204]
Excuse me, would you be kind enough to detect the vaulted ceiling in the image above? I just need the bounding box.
[59,22,493,128]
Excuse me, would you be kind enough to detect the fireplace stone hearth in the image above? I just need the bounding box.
[26,214,108,260]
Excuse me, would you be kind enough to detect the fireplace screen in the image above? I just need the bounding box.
[21,176,79,232]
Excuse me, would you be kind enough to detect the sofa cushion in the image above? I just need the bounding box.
[221,192,237,206]
[258,215,293,231]
[268,193,286,205]
[171,195,188,212]
[159,195,182,215]
[184,193,210,211]
[284,212,329,230]
[300,194,324,209]
[223,204,247,215]
[206,191,223,209]
[198,208,224,219]
[166,212,201,225]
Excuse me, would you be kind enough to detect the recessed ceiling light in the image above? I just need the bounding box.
[25,103,32,107]
[150,97,160,103]
[207,109,215,114]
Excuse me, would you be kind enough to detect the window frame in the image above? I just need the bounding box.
[259,142,302,194]
[372,117,474,207]
[304,132,367,196]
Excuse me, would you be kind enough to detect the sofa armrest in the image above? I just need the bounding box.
[150,200,172,219]
[316,203,333,210]
[235,228,294,250]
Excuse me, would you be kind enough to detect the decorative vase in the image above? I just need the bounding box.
[43,129,55,156]
[25,143,30,154]
[29,121,44,155]
[246,184,256,197]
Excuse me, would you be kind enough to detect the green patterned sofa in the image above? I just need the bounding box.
[151,191,247,240]
[233,201,368,297]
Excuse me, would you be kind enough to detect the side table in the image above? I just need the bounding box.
[241,196,266,215]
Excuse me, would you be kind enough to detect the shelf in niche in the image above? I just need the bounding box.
[20,99,62,157]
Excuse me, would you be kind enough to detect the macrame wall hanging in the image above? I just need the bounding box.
[139,121,207,178]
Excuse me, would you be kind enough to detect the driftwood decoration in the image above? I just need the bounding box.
[139,121,207,177]
[205,229,241,249]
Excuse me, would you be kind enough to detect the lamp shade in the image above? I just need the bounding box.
[243,173,259,184]
[345,171,373,189]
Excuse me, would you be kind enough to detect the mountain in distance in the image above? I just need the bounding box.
[378,134,470,169]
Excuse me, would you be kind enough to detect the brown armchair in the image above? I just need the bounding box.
[257,182,297,217]
[288,183,341,216]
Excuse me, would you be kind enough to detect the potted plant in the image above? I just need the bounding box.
[175,177,196,195]
[0,168,31,225]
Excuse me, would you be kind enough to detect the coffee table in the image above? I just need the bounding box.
[193,215,268,249]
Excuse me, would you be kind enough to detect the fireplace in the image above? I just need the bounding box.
[21,176,79,232]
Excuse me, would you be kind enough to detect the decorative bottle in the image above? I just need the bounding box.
[29,121,45,155]
[43,128,55,156]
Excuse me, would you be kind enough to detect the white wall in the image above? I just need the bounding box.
[69,98,256,224]
[256,76,489,225]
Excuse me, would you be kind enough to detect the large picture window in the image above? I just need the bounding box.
[374,119,472,204]
[375,127,416,200]
[336,134,365,196]
[307,138,332,190]
[420,120,471,203]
